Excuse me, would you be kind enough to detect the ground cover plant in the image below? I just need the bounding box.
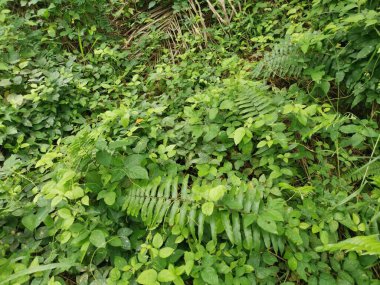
[0,0,380,284]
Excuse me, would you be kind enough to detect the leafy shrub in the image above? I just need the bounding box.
[1,0,380,284]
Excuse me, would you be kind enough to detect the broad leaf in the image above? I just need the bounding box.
[89,230,106,248]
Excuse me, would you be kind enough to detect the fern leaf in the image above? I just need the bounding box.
[122,175,285,248]
[233,85,276,120]
[344,161,380,183]
[316,235,380,256]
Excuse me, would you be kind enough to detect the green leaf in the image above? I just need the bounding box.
[208,185,226,201]
[98,191,116,205]
[201,267,219,285]
[288,257,298,271]
[96,151,112,167]
[318,80,330,95]
[109,268,121,281]
[340,124,361,134]
[65,186,84,200]
[320,231,329,245]
[0,62,8,71]
[81,195,89,205]
[220,100,234,109]
[22,214,38,231]
[104,192,116,206]
[243,213,256,228]
[152,233,163,248]
[202,202,214,216]
[208,108,218,120]
[124,154,145,167]
[89,230,106,248]
[350,133,365,147]
[315,235,380,256]
[6,94,23,107]
[148,1,156,9]
[126,166,149,180]
[257,140,267,148]
[296,113,308,126]
[159,247,174,258]
[257,215,278,235]
[344,14,365,23]
[283,104,293,114]
[158,269,176,282]
[263,209,284,222]
[285,227,303,245]
[0,79,11,87]
[197,164,210,177]
[233,127,246,145]
[263,252,277,265]
[184,252,194,275]
[57,208,72,219]
[137,269,158,285]
[335,71,345,84]
[109,139,132,149]
[309,69,325,83]
[204,124,220,142]
[0,262,76,285]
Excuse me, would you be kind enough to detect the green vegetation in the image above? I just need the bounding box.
[1,0,380,284]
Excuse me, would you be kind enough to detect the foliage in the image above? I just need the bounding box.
[1,0,380,284]
[316,235,380,256]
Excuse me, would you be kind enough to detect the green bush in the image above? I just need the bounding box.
[1,0,379,284]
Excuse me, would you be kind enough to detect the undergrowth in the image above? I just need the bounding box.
[0,0,379,284]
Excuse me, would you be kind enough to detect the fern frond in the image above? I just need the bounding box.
[252,39,331,80]
[253,40,304,79]
[122,175,285,251]
[316,235,380,256]
[343,160,380,183]
[123,4,206,61]
[234,85,276,119]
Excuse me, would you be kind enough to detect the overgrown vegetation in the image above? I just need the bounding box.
[1,0,380,284]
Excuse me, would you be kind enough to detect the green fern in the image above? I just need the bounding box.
[122,175,286,252]
[233,85,276,119]
[253,41,304,79]
[252,39,330,80]
[343,160,380,183]
[316,235,380,256]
